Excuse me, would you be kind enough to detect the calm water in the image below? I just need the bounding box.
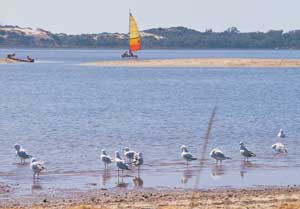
[1,49,300,199]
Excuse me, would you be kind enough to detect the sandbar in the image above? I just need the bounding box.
[82,58,300,68]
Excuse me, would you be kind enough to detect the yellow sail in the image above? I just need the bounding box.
[129,13,141,52]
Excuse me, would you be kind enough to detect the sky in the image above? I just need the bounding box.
[0,0,299,34]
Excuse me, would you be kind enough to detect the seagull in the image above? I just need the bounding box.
[101,149,113,169]
[277,129,286,138]
[239,142,256,161]
[30,158,45,179]
[115,151,130,176]
[271,143,288,153]
[14,144,32,164]
[132,152,144,175]
[210,148,231,164]
[123,147,137,163]
[181,145,197,165]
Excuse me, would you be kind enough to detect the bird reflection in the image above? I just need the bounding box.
[210,164,225,180]
[116,178,129,188]
[101,169,112,186]
[15,162,30,168]
[115,173,129,188]
[181,168,193,184]
[31,179,43,192]
[133,176,144,187]
[240,161,254,179]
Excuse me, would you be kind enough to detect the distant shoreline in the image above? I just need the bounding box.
[82,58,300,68]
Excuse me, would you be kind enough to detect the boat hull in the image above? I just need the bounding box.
[121,54,138,58]
[7,58,34,63]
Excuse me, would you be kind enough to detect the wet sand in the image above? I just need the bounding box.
[0,58,14,64]
[2,187,300,209]
[82,58,300,68]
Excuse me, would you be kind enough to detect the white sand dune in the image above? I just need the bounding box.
[82,58,300,68]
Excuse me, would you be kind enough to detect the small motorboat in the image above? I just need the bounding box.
[7,53,35,63]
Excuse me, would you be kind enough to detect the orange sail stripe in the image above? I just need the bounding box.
[129,38,140,51]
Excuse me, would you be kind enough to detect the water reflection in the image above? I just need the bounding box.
[240,161,254,179]
[133,176,144,188]
[116,177,129,188]
[101,169,112,186]
[210,165,225,180]
[15,162,30,168]
[31,179,43,192]
[181,168,194,184]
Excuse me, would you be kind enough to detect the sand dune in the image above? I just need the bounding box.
[82,58,300,68]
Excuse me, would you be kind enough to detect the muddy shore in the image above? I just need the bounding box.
[2,187,300,209]
[82,58,300,68]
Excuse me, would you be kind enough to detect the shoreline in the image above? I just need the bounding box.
[0,58,14,64]
[82,58,300,68]
[2,186,300,208]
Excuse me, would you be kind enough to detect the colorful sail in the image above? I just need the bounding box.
[129,13,141,52]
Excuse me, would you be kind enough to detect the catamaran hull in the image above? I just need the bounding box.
[121,54,138,58]
[7,58,34,63]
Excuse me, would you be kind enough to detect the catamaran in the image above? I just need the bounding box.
[122,13,141,58]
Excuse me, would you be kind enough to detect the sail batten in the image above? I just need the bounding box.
[129,13,141,52]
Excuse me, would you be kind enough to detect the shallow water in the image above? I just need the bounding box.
[1,49,300,199]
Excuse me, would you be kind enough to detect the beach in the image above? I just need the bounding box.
[0,58,14,64]
[2,187,300,209]
[82,58,300,68]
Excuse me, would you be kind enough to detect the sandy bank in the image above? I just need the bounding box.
[0,58,14,64]
[82,58,300,68]
[3,187,300,209]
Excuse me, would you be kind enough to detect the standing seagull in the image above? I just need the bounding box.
[239,142,256,161]
[30,158,45,179]
[277,129,286,138]
[14,144,32,164]
[271,143,288,153]
[115,151,130,177]
[101,149,113,169]
[210,148,231,164]
[180,145,197,166]
[123,147,137,163]
[132,152,144,175]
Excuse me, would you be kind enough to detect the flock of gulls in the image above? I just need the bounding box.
[14,129,287,180]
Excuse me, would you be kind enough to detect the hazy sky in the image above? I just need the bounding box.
[0,0,299,34]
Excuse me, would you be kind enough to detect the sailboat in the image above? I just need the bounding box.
[122,12,141,58]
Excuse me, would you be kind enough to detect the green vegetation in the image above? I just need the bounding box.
[1,25,300,49]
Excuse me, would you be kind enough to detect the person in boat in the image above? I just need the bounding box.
[129,50,134,57]
[7,53,16,59]
[123,51,129,57]
[26,56,34,62]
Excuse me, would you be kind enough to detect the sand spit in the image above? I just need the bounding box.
[82,58,300,68]
[0,58,14,64]
[3,187,300,209]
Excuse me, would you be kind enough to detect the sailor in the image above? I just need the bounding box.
[123,51,129,56]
